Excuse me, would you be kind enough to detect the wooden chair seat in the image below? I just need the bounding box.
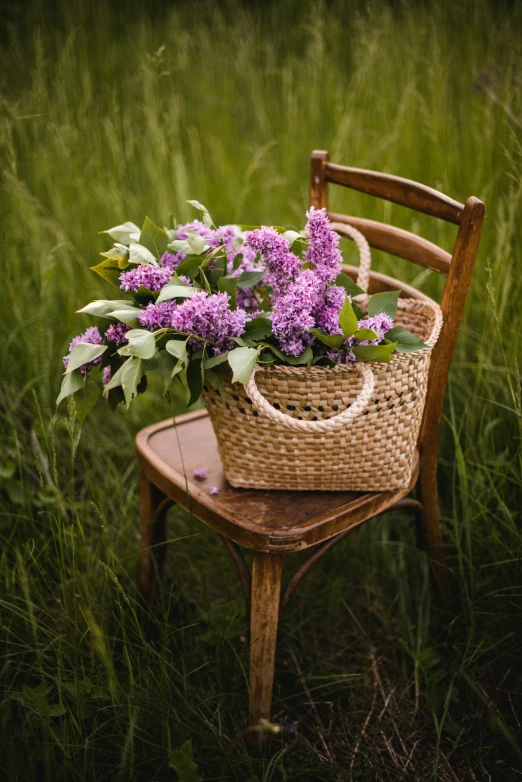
[136,410,419,555]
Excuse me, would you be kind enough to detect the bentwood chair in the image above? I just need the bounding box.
[136,150,485,734]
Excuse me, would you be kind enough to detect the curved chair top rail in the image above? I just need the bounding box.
[323,162,465,225]
[328,214,452,275]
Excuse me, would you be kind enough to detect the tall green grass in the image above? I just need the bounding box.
[1,0,521,778]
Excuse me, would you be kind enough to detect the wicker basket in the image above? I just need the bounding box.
[202,226,442,491]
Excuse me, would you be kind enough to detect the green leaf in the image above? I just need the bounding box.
[157,284,198,303]
[186,230,207,255]
[285,345,313,366]
[132,286,157,306]
[237,270,265,289]
[121,357,143,407]
[139,216,168,259]
[109,308,142,328]
[335,272,366,297]
[352,302,364,320]
[167,239,191,254]
[56,370,83,407]
[187,356,204,406]
[310,328,345,350]
[353,342,397,362]
[197,268,211,293]
[228,346,260,384]
[100,221,140,245]
[203,351,229,369]
[166,340,188,364]
[176,256,204,279]
[119,329,156,360]
[128,243,158,266]
[187,199,214,229]
[104,362,126,392]
[204,367,227,404]
[99,245,129,266]
[169,740,202,782]
[339,297,358,338]
[354,327,378,341]
[64,343,107,374]
[77,300,133,318]
[217,275,238,309]
[244,316,273,341]
[73,377,101,422]
[231,252,243,272]
[384,327,430,352]
[367,290,400,319]
[90,258,121,286]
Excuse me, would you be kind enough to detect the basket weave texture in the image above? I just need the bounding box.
[202,297,441,491]
[202,224,442,491]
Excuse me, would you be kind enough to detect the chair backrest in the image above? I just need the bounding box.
[309,149,486,457]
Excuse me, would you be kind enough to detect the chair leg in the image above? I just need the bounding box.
[419,453,452,605]
[248,552,284,746]
[139,475,170,597]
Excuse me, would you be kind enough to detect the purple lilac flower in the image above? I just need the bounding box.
[62,327,103,373]
[102,366,112,386]
[193,467,208,480]
[176,220,214,241]
[210,486,219,496]
[305,207,343,285]
[357,313,394,345]
[236,289,259,311]
[170,291,248,351]
[138,301,177,330]
[314,284,345,334]
[161,250,186,271]
[105,322,131,346]
[245,227,301,296]
[119,265,172,292]
[210,224,239,252]
[272,270,319,356]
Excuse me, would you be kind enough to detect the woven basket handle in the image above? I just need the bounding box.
[245,364,375,433]
[329,222,371,294]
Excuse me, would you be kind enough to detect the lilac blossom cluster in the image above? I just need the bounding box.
[62,327,103,373]
[271,270,319,356]
[138,301,178,330]
[119,265,172,292]
[245,227,301,296]
[245,208,349,356]
[170,291,248,353]
[105,322,131,346]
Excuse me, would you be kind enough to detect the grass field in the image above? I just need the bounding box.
[1,0,522,779]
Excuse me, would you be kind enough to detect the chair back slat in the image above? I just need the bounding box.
[324,163,464,224]
[309,149,485,462]
[328,213,451,275]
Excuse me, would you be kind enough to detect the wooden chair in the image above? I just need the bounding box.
[136,150,485,737]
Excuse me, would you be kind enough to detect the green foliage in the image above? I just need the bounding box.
[335,272,366,297]
[227,346,260,384]
[139,217,169,259]
[385,326,430,352]
[367,290,401,320]
[169,740,202,782]
[339,297,359,338]
[352,342,398,362]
